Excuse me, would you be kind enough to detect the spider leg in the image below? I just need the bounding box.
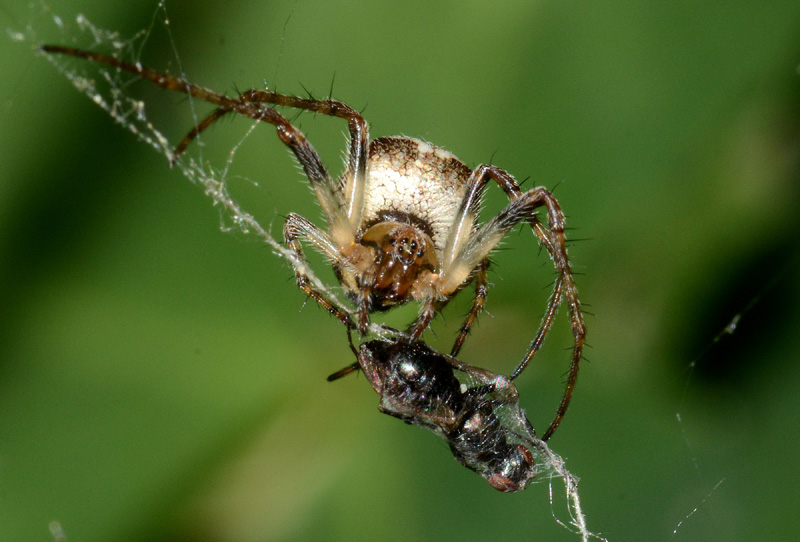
[171,86,370,238]
[433,165,553,351]
[536,274,583,441]
[440,187,585,440]
[506,191,583,441]
[171,107,230,163]
[441,164,577,376]
[406,297,433,340]
[224,90,369,227]
[40,46,364,245]
[284,213,355,329]
[442,165,551,271]
[356,277,375,334]
[450,259,489,357]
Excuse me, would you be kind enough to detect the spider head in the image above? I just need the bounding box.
[362,222,434,266]
[350,221,437,308]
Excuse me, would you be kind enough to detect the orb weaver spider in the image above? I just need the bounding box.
[40,45,585,433]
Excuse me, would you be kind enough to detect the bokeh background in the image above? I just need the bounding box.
[3,1,800,540]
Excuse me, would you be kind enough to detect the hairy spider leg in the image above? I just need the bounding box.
[432,164,583,440]
[478,182,584,440]
[170,107,229,162]
[283,213,355,329]
[420,164,557,357]
[169,87,371,237]
[409,164,562,358]
[447,259,489,357]
[39,46,375,322]
[39,45,367,245]
[431,185,584,440]
[536,275,581,440]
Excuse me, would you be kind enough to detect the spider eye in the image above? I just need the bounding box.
[410,241,418,251]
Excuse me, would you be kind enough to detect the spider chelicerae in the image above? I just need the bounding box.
[40,45,585,438]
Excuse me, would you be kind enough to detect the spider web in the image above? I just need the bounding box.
[14,1,365,336]
[668,258,794,537]
[14,3,603,540]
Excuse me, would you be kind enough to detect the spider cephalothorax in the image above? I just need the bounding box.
[340,218,437,309]
[41,46,585,425]
[321,136,481,330]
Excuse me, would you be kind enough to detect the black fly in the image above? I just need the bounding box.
[335,339,544,492]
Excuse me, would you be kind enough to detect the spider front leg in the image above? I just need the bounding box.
[171,88,370,238]
[283,213,354,329]
[441,164,554,272]
[419,164,554,352]
[438,186,585,440]
[39,46,360,243]
[242,90,371,229]
[439,163,577,381]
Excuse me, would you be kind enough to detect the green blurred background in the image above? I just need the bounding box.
[3,1,800,540]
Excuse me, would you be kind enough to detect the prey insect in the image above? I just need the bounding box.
[337,337,549,492]
[40,45,585,436]
[332,336,596,537]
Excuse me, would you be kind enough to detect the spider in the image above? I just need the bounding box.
[40,46,585,421]
[345,337,545,492]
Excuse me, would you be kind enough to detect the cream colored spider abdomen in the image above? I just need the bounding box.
[362,137,472,257]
